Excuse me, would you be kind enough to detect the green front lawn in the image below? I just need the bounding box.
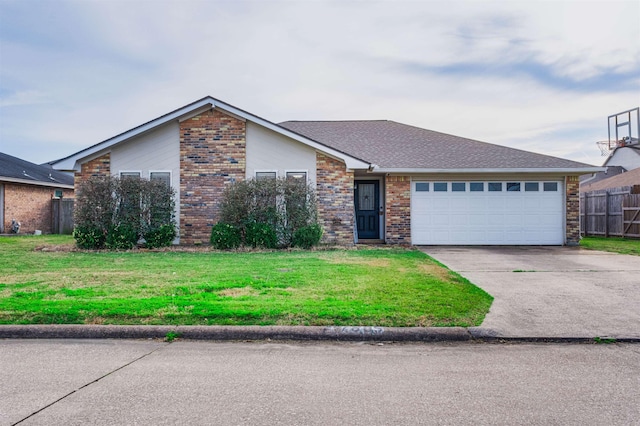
[0,235,492,327]
[580,236,640,256]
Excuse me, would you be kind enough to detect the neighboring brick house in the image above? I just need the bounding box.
[0,152,74,234]
[50,96,601,246]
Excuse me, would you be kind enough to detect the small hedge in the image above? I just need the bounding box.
[144,224,177,249]
[210,223,242,249]
[105,224,138,250]
[72,226,106,250]
[212,178,323,249]
[245,222,278,249]
[292,224,323,249]
[74,176,176,250]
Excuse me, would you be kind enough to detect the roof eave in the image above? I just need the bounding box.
[0,176,74,189]
[51,96,370,172]
[373,167,606,174]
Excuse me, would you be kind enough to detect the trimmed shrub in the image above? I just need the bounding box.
[73,226,106,250]
[142,179,176,235]
[217,177,320,248]
[144,224,177,249]
[292,224,323,249]
[105,224,138,250]
[73,176,117,248]
[116,177,144,238]
[74,176,176,250]
[245,222,278,249]
[210,223,242,249]
[282,178,318,246]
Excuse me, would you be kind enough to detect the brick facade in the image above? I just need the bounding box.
[74,153,111,184]
[2,183,74,234]
[565,175,580,245]
[385,176,411,244]
[316,153,355,245]
[180,109,246,244]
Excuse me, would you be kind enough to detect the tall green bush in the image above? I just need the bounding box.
[216,177,320,248]
[74,176,176,249]
[72,176,118,248]
[141,179,176,247]
[210,223,242,249]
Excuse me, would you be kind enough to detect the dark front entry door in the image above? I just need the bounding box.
[355,180,380,239]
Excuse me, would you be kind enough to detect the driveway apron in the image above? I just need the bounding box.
[421,246,640,339]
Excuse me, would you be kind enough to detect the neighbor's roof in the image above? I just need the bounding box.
[580,167,640,192]
[0,152,74,188]
[279,120,600,172]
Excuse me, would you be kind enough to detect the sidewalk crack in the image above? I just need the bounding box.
[11,343,171,425]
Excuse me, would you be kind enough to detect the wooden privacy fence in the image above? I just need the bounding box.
[580,186,640,238]
[51,198,74,234]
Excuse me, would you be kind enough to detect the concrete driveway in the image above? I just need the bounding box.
[421,246,640,339]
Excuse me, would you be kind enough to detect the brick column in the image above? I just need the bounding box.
[565,175,580,245]
[385,176,411,244]
[316,153,354,245]
[74,153,111,186]
[180,109,246,245]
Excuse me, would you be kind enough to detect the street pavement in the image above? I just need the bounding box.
[1,340,639,425]
[2,246,640,425]
[422,246,640,339]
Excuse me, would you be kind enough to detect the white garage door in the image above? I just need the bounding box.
[411,181,564,245]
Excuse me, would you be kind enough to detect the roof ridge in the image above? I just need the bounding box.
[385,120,597,167]
[280,119,389,123]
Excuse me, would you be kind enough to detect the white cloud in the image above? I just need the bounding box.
[0,89,50,108]
[0,0,638,165]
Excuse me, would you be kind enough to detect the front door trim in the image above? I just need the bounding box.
[355,179,382,240]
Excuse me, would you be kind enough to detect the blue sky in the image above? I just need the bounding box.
[1,0,638,166]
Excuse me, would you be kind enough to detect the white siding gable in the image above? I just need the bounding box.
[246,121,317,183]
[606,147,640,171]
[110,121,181,231]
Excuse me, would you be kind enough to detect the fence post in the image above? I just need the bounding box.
[51,199,58,234]
[584,193,589,236]
[604,191,609,238]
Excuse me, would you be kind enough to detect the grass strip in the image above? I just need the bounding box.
[579,236,640,256]
[0,235,492,327]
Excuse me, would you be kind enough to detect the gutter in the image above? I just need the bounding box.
[372,167,606,174]
[0,177,74,189]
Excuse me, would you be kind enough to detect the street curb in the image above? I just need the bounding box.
[0,325,471,342]
[468,327,640,343]
[1,325,638,343]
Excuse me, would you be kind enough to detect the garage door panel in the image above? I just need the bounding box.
[468,215,487,226]
[411,181,564,245]
[450,198,470,210]
[505,197,525,210]
[487,215,504,226]
[502,214,522,227]
[432,215,451,227]
[432,199,451,211]
[524,198,542,210]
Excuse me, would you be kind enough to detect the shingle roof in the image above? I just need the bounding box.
[580,167,640,192]
[279,120,595,170]
[0,152,74,186]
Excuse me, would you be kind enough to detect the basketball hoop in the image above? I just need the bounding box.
[596,140,613,157]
